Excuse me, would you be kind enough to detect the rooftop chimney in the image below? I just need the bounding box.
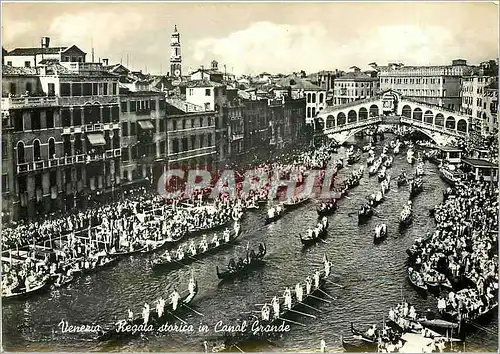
[41,37,50,49]
[102,58,109,66]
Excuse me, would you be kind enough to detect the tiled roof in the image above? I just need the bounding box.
[2,65,38,76]
[166,98,205,113]
[7,47,68,56]
[39,58,60,64]
[186,79,225,88]
[275,75,324,91]
[335,71,378,81]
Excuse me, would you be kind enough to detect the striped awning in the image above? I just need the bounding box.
[87,133,106,146]
[137,120,155,130]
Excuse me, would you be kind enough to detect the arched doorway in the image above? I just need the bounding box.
[457,119,467,133]
[402,105,412,118]
[413,108,423,121]
[359,107,368,120]
[424,110,433,125]
[434,113,444,127]
[337,112,346,126]
[17,141,25,163]
[348,110,357,123]
[369,105,379,117]
[326,115,335,128]
[445,116,456,130]
[33,139,41,160]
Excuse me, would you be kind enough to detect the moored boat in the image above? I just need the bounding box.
[358,205,374,224]
[283,196,310,210]
[439,164,464,186]
[316,199,337,216]
[407,267,427,292]
[409,178,423,199]
[373,223,387,243]
[300,217,329,247]
[2,275,51,300]
[265,204,285,223]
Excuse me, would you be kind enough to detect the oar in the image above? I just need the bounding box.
[182,303,204,316]
[233,344,245,353]
[166,310,187,325]
[297,301,322,313]
[307,294,331,303]
[317,288,336,300]
[289,309,316,318]
[277,317,306,327]
[319,239,329,244]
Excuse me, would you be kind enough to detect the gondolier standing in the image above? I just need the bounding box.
[188,276,196,296]
[324,256,332,277]
[314,269,321,288]
[271,296,280,319]
[283,287,292,310]
[305,276,312,294]
[157,298,165,318]
[142,303,150,325]
[295,282,304,302]
[170,289,180,311]
[261,303,270,321]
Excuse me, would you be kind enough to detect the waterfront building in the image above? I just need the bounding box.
[5,37,86,68]
[165,98,217,170]
[460,60,498,136]
[1,59,120,221]
[223,88,245,161]
[377,60,475,110]
[332,67,379,106]
[238,90,269,159]
[275,75,326,125]
[190,60,224,83]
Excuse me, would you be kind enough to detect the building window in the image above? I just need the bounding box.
[172,139,179,153]
[46,110,54,129]
[208,117,212,126]
[17,141,25,163]
[208,133,212,146]
[191,118,195,128]
[130,101,137,112]
[130,122,136,135]
[189,89,194,95]
[24,61,30,67]
[103,83,108,95]
[60,83,71,96]
[160,119,165,132]
[191,135,196,150]
[172,120,177,130]
[205,89,211,96]
[150,100,156,111]
[122,122,128,136]
[199,117,203,127]
[9,82,16,95]
[121,101,128,112]
[48,138,56,158]
[72,83,82,96]
[181,137,188,151]
[33,139,41,160]
[83,83,92,96]
[112,83,117,95]
[204,103,210,111]
[182,120,186,129]
[31,110,41,130]
[7,61,12,66]
[122,148,129,161]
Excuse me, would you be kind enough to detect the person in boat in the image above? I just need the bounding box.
[127,309,134,322]
[199,235,209,252]
[305,276,312,294]
[176,246,185,261]
[170,288,180,311]
[409,305,416,320]
[295,282,304,302]
[256,243,265,255]
[321,216,328,228]
[267,207,275,219]
[236,257,244,269]
[233,222,241,235]
[189,241,197,256]
[283,287,292,310]
[223,229,231,243]
[228,258,237,271]
[142,302,150,325]
[313,269,321,288]
[157,297,165,318]
[188,276,196,295]
[366,324,377,339]
[271,296,280,319]
[249,249,257,261]
[324,258,332,278]
[211,234,220,247]
[261,303,271,321]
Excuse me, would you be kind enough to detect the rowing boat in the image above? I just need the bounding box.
[216,244,266,280]
[2,275,50,300]
[283,196,310,210]
[300,227,327,247]
[152,229,242,271]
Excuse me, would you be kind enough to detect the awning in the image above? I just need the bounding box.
[137,120,155,130]
[87,133,106,146]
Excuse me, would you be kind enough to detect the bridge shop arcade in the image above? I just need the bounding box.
[461,158,498,183]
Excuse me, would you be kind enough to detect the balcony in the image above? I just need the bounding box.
[168,146,216,162]
[105,150,114,158]
[87,153,105,163]
[60,61,105,73]
[114,149,122,157]
[231,133,244,141]
[33,160,46,170]
[17,162,31,174]
[75,154,86,163]
[2,96,59,110]
[48,158,59,168]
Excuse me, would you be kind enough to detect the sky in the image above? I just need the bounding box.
[2,2,499,76]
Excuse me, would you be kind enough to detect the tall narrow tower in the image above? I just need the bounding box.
[170,25,182,77]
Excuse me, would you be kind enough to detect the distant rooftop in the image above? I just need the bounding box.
[186,79,225,88]
[166,97,205,113]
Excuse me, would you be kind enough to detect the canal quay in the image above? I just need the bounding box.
[2,133,498,353]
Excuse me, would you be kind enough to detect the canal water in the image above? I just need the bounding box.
[2,134,498,352]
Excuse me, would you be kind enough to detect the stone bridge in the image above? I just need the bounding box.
[315,90,470,145]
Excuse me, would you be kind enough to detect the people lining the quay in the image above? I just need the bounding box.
[407,178,498,321]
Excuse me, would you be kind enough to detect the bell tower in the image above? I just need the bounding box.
[170,25,182,77]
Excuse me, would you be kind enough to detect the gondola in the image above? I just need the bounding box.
[188,217,232,235]
[358,206,374,224]
[409,178,423,199]
[373,224,387,243]
[397,174,407,187]
[378,170,386,182]
[384,157,393,168]
[300,226,328,247]
[407,267,427,292]
[108,243,148,257]
[400,209,412,227]
[341,332,377,352]
[53,273,75,288]
[366,155,375,166]
[350,322,378,343]
[141,239,169,254]
[152,229,242,270]
[265,205,285,224]
[216,244,266,280]
[2,275,51,300]
[283,196,310,210]
[347,151,362,165]
[97,280,198,341]
[316,199,337,216]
